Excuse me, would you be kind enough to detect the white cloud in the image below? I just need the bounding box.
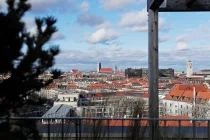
[30,0,77,13]
[109,45,122,51]
[55,42,210,71]
[22,17,36,29]
[159,36,169,43]
[0,0,78,13]
[175,42,188,51]
[176,24,210,42]
[138,0,146,4]
[22,17,65,41]
[77,13,104,26]
[118,8,170,32]
[51,31,65,41]
[87,28,120,44]
[96,22,112,29]
[99,0,136,10]
[119,8,147,27]
[176,35,191,42]
[79,1,89,12]
[0,1,7,11]
[131,25,148,32]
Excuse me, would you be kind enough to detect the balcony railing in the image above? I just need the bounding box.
[1,117,210,140]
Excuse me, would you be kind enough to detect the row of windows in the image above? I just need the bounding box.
[165,102,189,109]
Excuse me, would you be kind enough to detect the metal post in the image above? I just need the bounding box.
[122,119,124,140]
[79,119,82,140]
[48,119,50,140]
[148,8,159,140]
[193,120,196,140]
[75,119,78,140]
[208,120,210,140]
[62,118,64,140]
[164,120,166,138]
[108,119,110,140]
[179,120,181,140]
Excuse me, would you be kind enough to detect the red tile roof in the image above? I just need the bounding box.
[95,93,103,97]
[164,84,210,103]
[71,69,79,73]
[142,93,149,98]
[115,71,125,75]
[99,68,113,73]
[67,84,78,89]
[46,85,57,89]
[116,92,125,96]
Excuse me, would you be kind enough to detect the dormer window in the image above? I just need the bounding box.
[204,99,208,103]
[181,96,185,101]
[170,95,174,99]
[197,98,202,104]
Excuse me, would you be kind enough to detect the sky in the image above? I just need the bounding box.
[1,0,210,72]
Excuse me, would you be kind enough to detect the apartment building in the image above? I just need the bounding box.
[162,84,210,118]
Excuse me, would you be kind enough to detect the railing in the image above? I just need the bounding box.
[1,117,210,140]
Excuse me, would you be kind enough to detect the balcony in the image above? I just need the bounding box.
[1,117,210,139]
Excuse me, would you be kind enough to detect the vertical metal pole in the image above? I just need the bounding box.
[179,120,181,140]
[62,118,64,140]
[93,119,96,139]
[75,119,78,140]
[48,119,50,140]
[164,120,166,138]
[108,119,110,140]
[148,8,159,140]
[122,119,124,140]
[193,120,196,140]
[208,120,210,140]
[79,119,81,140]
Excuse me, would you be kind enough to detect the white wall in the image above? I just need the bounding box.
[162,100,192,116]
[54,93,80,107]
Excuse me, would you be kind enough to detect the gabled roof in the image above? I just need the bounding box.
[114,71,125,75]
[71,69,79,73]
[99,68,113,73]
[163,84,210,103]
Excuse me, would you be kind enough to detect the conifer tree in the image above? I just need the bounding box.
[0,0,61,139]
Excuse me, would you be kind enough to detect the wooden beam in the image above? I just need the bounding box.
[148,0,164,10]
[148,9,159,139]
[158,0,210,12]
[186,0,198,8]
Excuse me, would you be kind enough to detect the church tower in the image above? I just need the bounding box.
[186,61,193,77]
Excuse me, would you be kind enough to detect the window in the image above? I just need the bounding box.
[181,105,182,108]
[186,106,188,109]
[170,103,172,107]
[204,99,208,103]
[181,96,185,101]
[175,110,177,113]
[165,102,167,106]
[197,98,202,103]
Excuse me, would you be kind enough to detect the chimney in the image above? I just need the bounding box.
[193,87,196,106]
